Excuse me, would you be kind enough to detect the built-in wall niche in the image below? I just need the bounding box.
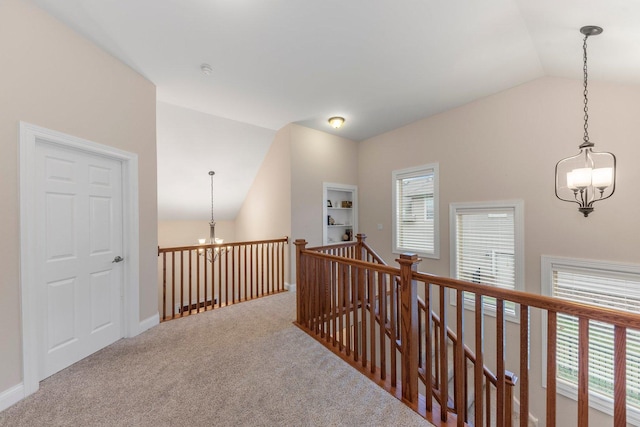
[323,182,358,245]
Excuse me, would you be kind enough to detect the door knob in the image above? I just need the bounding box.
[112,256,124,263]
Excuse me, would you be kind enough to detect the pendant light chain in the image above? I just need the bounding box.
[210,172,215,223]
[582,34,591,146]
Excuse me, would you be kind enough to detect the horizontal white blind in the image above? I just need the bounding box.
[455,207,516,315]
[395,169,435,254]
[553,267,640,408]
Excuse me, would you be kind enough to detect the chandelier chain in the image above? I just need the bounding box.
[209,171,215,223]
[582,34,590,145]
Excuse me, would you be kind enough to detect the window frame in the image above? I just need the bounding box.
[392,163,439,259]
[449,200,524,322]
[541,255,640,424]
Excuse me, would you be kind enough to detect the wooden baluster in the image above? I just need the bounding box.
[578,318,589,427]
[379,272,387,381]
[368,268,376,373]
[280,240,285,292]
[434,320,440,389]
[496,298,505,427]
[614,326,627,427]
[346,264,352,357]
[390,275,397,388]
[439,285,448,422]
[318,257,324,337]
[261,243,265,296]
[232,245,237,304]
[424,282,433,412]
[418,302,423,373]
[475,294,484,427]
[546,311,557,427]
[162,252,167,321]
[332,260,338,347]
[224,245,229,306]
[310,257,316,333]
[327,258,332,344]
[243,244,247,301]
[317,258,323,338]
[486,380,491,427]
[207,248,212,311]
[247,242,252,299]
[338,263,345,351]
[270,242,275,294]
[171,252,176,319]
[188,250,192,315]
[180,251,184,316]
[464,355,469,423]
[351,263,358,361]
[217,243,222,307]
[315,257,321,335]
[506,373,516,427]
[455,289,465,426]
[519,305,529,427]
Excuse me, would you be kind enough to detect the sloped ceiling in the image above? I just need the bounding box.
[30,0,640,220]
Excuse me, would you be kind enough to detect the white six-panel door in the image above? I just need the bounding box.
[36,142,124,379]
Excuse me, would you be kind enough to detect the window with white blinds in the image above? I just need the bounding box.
[542,256,640,423]
[392,164,439,258]
[450,201,524,320]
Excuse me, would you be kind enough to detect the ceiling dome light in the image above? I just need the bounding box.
[328,116,345,129]
[201,63,213,75]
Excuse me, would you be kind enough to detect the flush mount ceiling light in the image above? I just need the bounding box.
[555,25,616,217]
[200,63,213,75]
[328,116,345,129]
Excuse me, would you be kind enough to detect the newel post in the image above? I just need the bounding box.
[397,253,421,405]
[294,239,308,326]
[355,233,366,261]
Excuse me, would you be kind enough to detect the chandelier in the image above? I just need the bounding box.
[555,26,616,217]
[199,171,224,261]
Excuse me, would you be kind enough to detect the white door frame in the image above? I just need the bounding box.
[19,122,140,397]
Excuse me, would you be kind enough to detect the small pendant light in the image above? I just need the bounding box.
[555,26,616,217]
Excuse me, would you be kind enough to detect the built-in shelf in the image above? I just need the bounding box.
[323,182,357,245]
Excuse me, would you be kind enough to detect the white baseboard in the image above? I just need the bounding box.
[137,312,159,335]
[285,283,296,292]
[0,383,25,412]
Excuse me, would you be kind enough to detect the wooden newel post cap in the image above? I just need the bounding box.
[397,253,421,265]
[294,239,308,247]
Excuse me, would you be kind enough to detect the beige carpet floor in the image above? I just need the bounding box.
[0,291,432,427]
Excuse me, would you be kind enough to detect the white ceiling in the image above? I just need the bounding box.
[30,0,640,220]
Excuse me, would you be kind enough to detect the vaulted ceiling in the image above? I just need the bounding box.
[31,0,640,220]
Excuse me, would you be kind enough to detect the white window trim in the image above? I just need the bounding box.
[391,163,439,259]
[449,200,524,323]
[541,255,640,425]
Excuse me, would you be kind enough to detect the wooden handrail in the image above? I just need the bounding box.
[159,237,288,321]
[412,270,640,329]
[158,236,288,254]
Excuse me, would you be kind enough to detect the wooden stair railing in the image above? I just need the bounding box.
[297,234,515,426]
[295,235,640,427]
[158,237,288,321]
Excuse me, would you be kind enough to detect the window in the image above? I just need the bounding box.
[542,256,640,423]
[449,200,524,320]
[392,164,439,258]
